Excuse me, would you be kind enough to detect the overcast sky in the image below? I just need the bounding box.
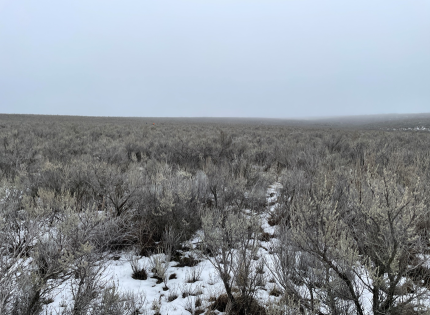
[0,0,429,118]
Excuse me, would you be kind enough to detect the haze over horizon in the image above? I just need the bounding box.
[1,0,429,118]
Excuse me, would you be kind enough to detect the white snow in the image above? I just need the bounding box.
[42,183,285,314]
[40,180,430,314]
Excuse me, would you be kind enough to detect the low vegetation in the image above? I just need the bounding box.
[1,114,430,314]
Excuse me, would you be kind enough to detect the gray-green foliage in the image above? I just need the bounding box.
[270,164,430,315]
[59,284,147,315]
[200,208,261,308]
[2,115,430,314]
[0,185,125,315]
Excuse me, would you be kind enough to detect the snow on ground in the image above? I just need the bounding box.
[27,180,430,314]
[386,126,430,132]
[45,183,284,314]
[47,248,272,314]
[42,180,430,314]
[47,181,414,315]
[47,250,226,314]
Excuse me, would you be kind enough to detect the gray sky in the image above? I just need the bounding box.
[1,0,429,118]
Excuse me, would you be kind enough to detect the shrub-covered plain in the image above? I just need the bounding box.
[1,114,430,314]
